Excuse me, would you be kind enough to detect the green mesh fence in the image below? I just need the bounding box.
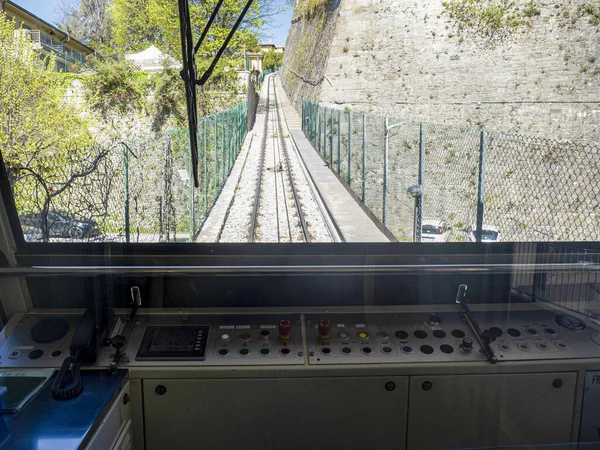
[12,100,248,243]
[303,100,600,243]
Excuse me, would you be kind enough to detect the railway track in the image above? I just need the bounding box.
[217,73,341,243]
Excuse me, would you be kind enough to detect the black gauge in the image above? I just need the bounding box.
[555,314,586,331]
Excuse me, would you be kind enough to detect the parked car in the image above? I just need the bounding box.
[19,210,100,240]
[467,224,502,242]
[421,220,450,242]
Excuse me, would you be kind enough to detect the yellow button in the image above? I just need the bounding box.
[239,333,251,341]
[358,332,369,339]
[377,331,388,340]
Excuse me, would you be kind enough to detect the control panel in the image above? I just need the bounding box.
[306,309,600,364]
[306,312,486,364]
[1,306,599,368]
[474,310,600,361]
[0,315,80,368]
[107,313,304,367]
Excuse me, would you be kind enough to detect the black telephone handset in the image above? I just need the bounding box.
[52,309,99,400]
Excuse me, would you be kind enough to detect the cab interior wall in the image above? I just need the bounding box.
[22,271,512,311]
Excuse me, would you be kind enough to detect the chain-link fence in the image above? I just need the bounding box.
[303,101,600,243]
[12,100,248,243]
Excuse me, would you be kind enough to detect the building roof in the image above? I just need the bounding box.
[1,0,95,53]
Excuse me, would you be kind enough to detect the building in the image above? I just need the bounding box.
[1,0,94,72]
[246,52,263,73]
[259,43,285,54]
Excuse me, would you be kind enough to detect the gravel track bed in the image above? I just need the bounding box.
[218,83,270,242]
[273,78,333,243]
[255,79,303,242]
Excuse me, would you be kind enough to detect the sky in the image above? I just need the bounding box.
[13,0,293,47]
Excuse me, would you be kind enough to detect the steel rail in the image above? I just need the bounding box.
[272,77,310,243]
[249,75,270,242]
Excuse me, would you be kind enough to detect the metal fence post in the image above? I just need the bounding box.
[347,111,352,184]
[337,109,341,175]
[214,116,218,198]
[124,140,130,243]
[417,123,425,242]
[383,117,389,225]
[362,113,366,203]
[476,130,487,243]
[189,153,194,242]
[317,105,322,154]
[330,108,334,168]
[203,118,208,215]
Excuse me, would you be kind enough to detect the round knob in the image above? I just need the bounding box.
[428,314,441,326]
[278,320,292,340]
[318,320,333,340]
[459,337,473,353]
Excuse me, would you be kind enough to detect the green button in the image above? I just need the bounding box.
[238,348,250,356]
[341,347,352,355]
[382,346,393,354]
[259,348,270,356]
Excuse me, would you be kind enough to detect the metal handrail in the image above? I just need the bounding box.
[0,262,598,278]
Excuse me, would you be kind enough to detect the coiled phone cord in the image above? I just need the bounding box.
[51,351,83,400]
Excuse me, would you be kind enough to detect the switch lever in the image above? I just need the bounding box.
[455,284,497,364]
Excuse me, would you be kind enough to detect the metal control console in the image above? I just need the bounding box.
[1,306,599,369]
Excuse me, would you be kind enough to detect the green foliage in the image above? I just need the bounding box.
[148,68,186,130]
[297,0,333,19]
[263,49,284,70]
[83,57,149,114]
[441,0,541,43]
[0,19,94,181]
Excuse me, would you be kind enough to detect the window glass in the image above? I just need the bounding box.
[1,0,598,246]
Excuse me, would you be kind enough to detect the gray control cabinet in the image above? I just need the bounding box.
[143,376,409,450]
[407,373,577,450]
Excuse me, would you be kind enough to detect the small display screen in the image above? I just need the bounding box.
[136,326,209,361]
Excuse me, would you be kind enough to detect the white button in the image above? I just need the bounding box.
[220,333,231,341]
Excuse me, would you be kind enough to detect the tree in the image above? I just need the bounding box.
[0,18,119,241]
[263,49,283,70]
[110,0,281,115]
[57,0,113,48]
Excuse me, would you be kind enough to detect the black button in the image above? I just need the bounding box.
[385,381,396,391]
[395,330,408,339]
[433,330,446,339]
[29,349,44,360]
[553,378,563,388]
[507,328,521,337]
[489,326,503,336]
[414,330,428,339]
[440,344,454,354]
[280,348,291,355]
[420,345,434,354]
[361,347,372,354]
[321,347,331,354]
[422,381,433,391]
[155,385,167,395]
[451,329,465,338]
[526,328,538,336]
[545,328,557,335]
[51,350,63,358]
